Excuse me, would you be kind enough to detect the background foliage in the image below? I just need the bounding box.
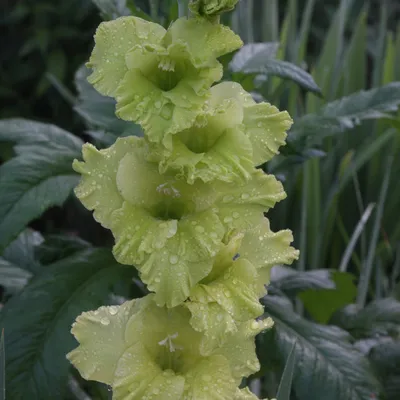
[0,0,400,399]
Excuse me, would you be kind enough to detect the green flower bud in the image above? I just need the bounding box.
[190,0,239,18]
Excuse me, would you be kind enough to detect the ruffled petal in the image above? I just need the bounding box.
[186,301,237,354]
[113,342,186,399]
[87,16,166,97]
[164,17,242,68]
[214,319,274,381]
[183,355,237,399]
[211,82,292,166]
[112,203,224,307]
[215,170,286,231]
[72,137,136,228]
[240,217,299,269]
[66,301,139,385]
[234,387,263,400]
[244,102,292,166]
[116,54,222,146]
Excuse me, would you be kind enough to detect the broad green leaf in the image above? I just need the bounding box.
[1,229,43,273]
[270,267,336,297]
[369,340,400,400]
[291,82,400,144]
[0,119,82,251]
[0,248,131,400]
[74,66,142,143]
[230,43,279,71]
[235,58,321,94]
[262,295,381,400]
[35,234,91,265]
[330,298,400,339]
[298,271,357,324]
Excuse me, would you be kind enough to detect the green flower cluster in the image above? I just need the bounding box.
[67,4,298,399]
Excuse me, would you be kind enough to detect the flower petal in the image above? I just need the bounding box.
[112,203,224,307]
[215,170,286,231]
[214,319,274,380]
[244,102,292,166]
[115,56,222,146]
[234,387,262,400]
[240,217,299,269]
[72,137,137,228]
[66,301,138,385]
[87,16,166,97]
[186,301,237,354]
[113,342,185,399]
[164,18,242,68]
[183,355,237,399]
[211,81,292,165]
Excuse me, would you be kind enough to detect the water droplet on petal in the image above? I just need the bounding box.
[109,306,118,315]
[100,317,110,326]
[169,255,178,264]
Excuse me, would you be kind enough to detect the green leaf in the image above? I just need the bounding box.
[369,340,400,400]
[330,298,400,339]
[298,271,357,324]
[230,43,279,71]
[262,295,381,400]
[1,229,43,273]
[0,120,83,251]
[0,248,132,400]
[276,342,296,400]
[271,267,336,297]
[74,66,142,142]
[291,82,400,144]
[234,57,321,94]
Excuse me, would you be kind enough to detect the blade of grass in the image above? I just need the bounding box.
[357,153,393,307]
[0,329,4,400]
[276,342,296,400]
[352,173,368,262]
[339,203,375,272]
[262,0,278,42]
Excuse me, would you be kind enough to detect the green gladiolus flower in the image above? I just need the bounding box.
[190,0,239,17]
[149,81,293,183]
[87,16,242,145]
[73,136,286,308]
[187,218,298,353]
[67,294,272,400]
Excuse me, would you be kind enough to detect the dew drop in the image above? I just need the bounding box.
[100,317,110,326]
[169,255,179,264]
[109,306,118,315]
[241,193,250,200]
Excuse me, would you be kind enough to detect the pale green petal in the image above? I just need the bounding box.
[211,82,292,165]
[183,355,236,399]
[214,319,274,380]
[67,301,139,385]
[112,203,224,307]
[164,18,242,68]
[243,102,292,166]
[72,137,136,228]
[191,259,264,323]
[186,301,237,354]
[87,16,166,97]
[234,387,262,400]
[115,56,222,146]
[240,217,299,269]
[125,298,203,366]
[113,342,185,400]
[154,92,254,183]
[216,170,286,231]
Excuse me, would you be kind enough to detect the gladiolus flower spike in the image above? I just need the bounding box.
[68,1,299,399]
